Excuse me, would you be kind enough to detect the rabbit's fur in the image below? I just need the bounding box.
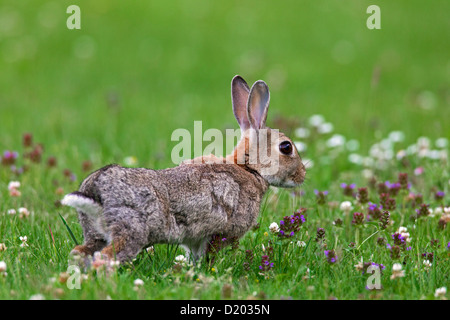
[62,76,306,263]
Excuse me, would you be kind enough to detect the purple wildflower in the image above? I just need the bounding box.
[416,204,430,218]
[379,210,390,229]
[435,191,445,201]
[367,203,382,221]
[278,208,307,239]
[352,212,365,225]
[315,228,326,242]
[259,255,274,272]
[324,250,338,264]
[341,183,356,197]
[392,233,406,247]
[314,190,328,205]
[388,182,401,197]
[1,150,19,166]
[357,187,369,204]
[398,173,409,190]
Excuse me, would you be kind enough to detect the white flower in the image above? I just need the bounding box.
[326,134,346,148]
[308,114,325,127]
[390,263,405,280]
[29,294,45,300]
[417,136,430,149]
[175,255,187,264]
[434,207,443,216]
[303,158,314,169]
[294,141,307,153]
[423,260,432,271]
[388,131,405,143]
[362,169,373,179]
[435,138,448,149]
[317,122,333,134]
[0,261,6,273]
[294,127,310,138]
[340,201,353,213]
[396,150,407,160]
[133,279,144,287]
[269,222,280,233]
[348,153,363,165]
[297,241,306,248]
[146,246,154,254]
[7,209,16,215]
[18,207,30,218]
[396,227,411,243]
[19,236,28,247]
[434,287,447,298]
[8,181,20,191]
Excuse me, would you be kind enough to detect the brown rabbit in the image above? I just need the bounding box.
[62,75,306,263]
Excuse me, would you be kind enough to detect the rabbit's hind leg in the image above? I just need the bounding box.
[100,206,150,263]
[71,211,108,257]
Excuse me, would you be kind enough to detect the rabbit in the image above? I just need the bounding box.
[61,75,306,264]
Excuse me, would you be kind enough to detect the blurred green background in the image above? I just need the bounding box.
[1,0,449,172]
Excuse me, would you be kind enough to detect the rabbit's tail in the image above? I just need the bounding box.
[61,191,102,218]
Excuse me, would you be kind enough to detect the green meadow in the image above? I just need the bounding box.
[0,0,448,300]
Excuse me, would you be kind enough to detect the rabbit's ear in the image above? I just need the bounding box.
[231,75,251,132]
[247,80,270,131]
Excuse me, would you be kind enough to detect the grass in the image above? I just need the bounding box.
[0,0,449,300]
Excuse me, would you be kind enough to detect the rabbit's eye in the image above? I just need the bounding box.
[279,141,293,155]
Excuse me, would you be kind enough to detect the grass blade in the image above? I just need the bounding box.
[59,213,79,246]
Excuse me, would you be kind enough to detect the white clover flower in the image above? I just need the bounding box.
[29,294,45,300]
[390,263,405,280]
[18,207,30,218]
[146,246,154,254]
[294,141,307,153]
[303,158,314,169]
[434,207,443,216]
[434,287,447,298]
[269,222,280,233]
[326,134,346,148]
[340,201,353,213]
[417,136,431,149]
[0,261,6,273]
[7,209,16,215]
[435,138,448,149]
[388,131,405,143]
[175,255,187,264]
[317,122,333,134]
[396,227,411,242]
[396,150,407,160]
[348,153,363,165]
[294,127,310,139]
[19,236,28,247]
[426,150,441,160]
[133,278,144,287]
[297,241,306,248]
[362,169,373,179]
[8,181,21,191]
[423,260,432,271]
[308,114,325,127]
